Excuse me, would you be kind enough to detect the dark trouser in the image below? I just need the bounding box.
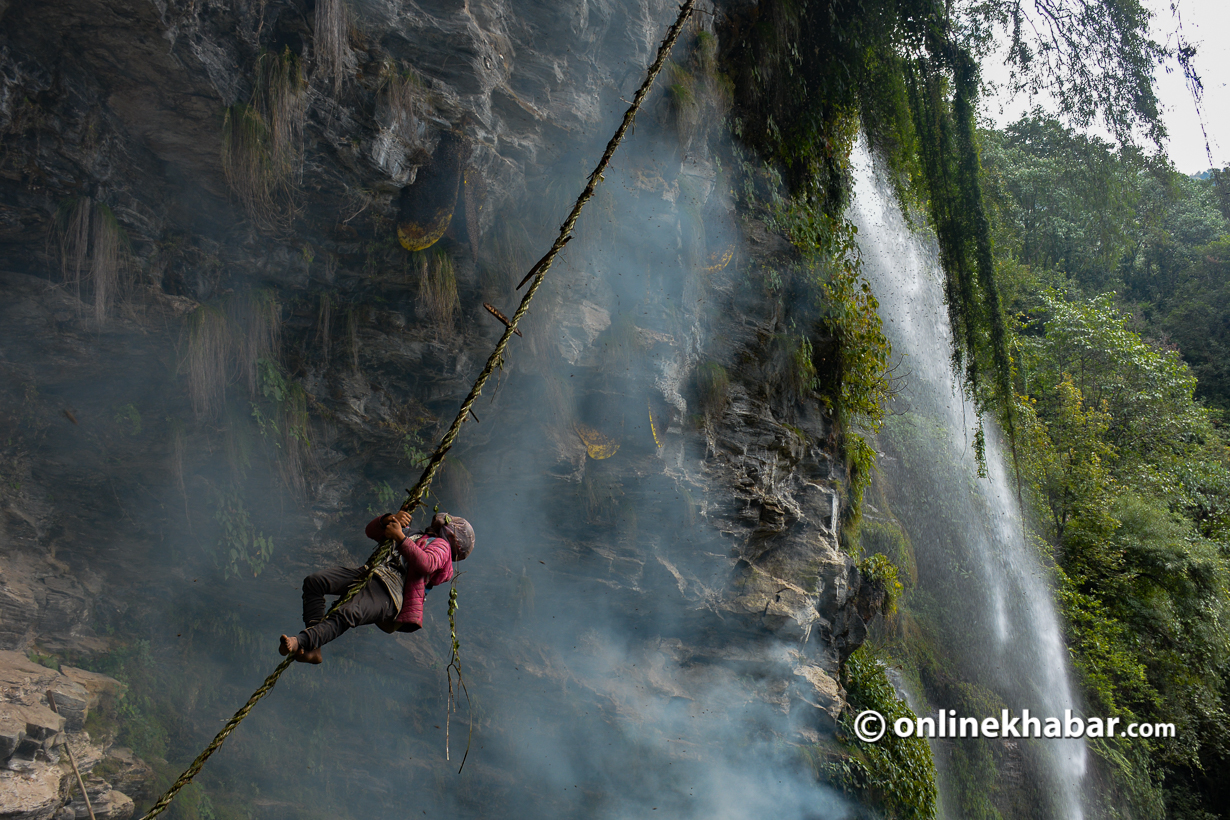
[298,566,396,651]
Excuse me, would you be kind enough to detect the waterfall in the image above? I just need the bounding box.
[847,140,1088,819]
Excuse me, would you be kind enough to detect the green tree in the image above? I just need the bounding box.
[982,114,1230,417]
[1016,379,1115,547]
[1020,291,1206,470]
[1162,236,1230,412]
[980,116,1142,294]
[1012,287,1230,816]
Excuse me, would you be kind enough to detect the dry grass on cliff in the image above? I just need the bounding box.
[480,218,533,299]
[346,306,360,371]
[182,303,231,418]
[439,456,473,507]
[181,291,311,491]
[180,291,282,418]
[667,62,702,146]
[535,371,575,431]
[235,289,282,393]
[666,31,731,151]
[53,196,132,324]
[694,360,730,418]
[222,105,277,225]
[479,211,564,366]
[255,48,307,184]
[314,0,354,92]
[222,49,306,228]
[273,379,313,497]
[597,313,641,374]
[86,205,125,322]
[581,469,623,525]
[315,291,334,365]
[571,183,617,259]
[223,401,256,480]
[171,420,191,525]
[413,250,459,335]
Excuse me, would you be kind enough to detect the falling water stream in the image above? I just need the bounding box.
[847,140,1088,819]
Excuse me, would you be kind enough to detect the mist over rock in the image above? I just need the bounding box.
[0,0,883,817]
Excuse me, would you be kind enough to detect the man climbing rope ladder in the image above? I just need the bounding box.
[278,511,475,663]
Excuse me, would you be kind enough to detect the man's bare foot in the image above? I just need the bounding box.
[280,633,322,663]
[296,647,323,664]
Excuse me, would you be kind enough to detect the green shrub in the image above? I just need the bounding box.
[212,487,274,578]
[843,432,877,532]
[25,649,59,671]
[858,553,904,616]
[830,652,938,820]
[858,519,917,589]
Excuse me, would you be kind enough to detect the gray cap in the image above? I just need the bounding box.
[434,513,475,560]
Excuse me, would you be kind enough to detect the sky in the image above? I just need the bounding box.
[1147,0,1230,173]
[982,0,1230,175]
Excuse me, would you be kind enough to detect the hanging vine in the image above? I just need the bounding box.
[444,575,472,772]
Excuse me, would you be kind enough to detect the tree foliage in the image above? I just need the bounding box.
[1020,291,1205,468]
[976,103,1230,816]
[981,114,1230,413]
[1012,288,1230,817]
[1163,237,1230,414]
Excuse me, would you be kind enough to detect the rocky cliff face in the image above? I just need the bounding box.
[0,651,151,820]
[0,0,878,816]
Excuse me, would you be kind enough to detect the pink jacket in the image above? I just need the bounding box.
[366,517,453,629]
[395,533,453,626]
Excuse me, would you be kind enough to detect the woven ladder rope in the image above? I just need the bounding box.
[138,3,695,816]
